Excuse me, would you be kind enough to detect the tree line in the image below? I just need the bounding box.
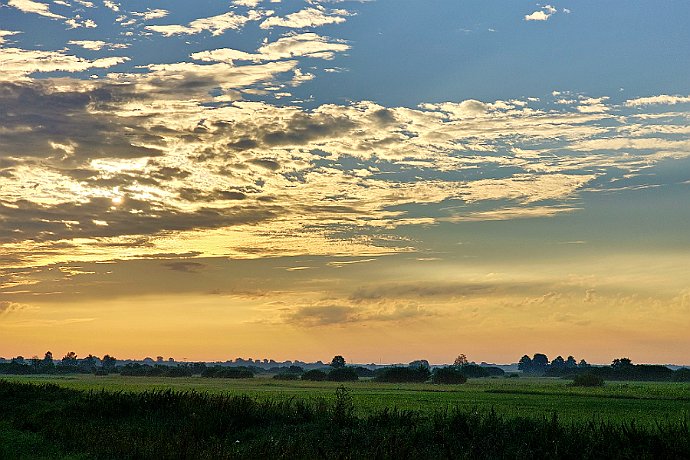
[518,353,690,382]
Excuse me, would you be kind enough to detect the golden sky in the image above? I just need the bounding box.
[1,0,689,364]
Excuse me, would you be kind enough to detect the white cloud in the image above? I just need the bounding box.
[191,33,349,63]
[8,0,65,19]
[68,40,129,50]
[147,11,254,36]
[103,0,119,11]
[0,47,128,79]
[260,7,347,29]
[625,95,690,107]
[131,9,169,20]
[0,30,20,46]
[525,5,557,21]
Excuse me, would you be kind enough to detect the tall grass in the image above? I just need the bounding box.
[1,379,689,458]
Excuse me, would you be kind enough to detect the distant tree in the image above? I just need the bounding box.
[572,373,604,387]
[62,352,78,366]
[302,369,328,382]
[43,351,54,365]
[330,355,346,369]
[518,355,533,373]
[612,358,633,369]
[454,354,469,367]
[566,356,577,369]
[410,360,430,370]
[375,366,430,383]
[327,367,358,382]
[302,369,328,381]
[102,355,117,370]
[532,354,549,374]
[432,367,467,384]
[578,359,590,368]
[551,356,566,370]
[81,354,98,372]
[156,356,164,363]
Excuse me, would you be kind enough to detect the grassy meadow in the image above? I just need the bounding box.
[3,373,690,426]
[2,375,690,458]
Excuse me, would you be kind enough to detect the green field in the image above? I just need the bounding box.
[4,374,690,426]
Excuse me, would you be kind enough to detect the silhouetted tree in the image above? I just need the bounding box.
[43,351,53,365]
[612,357,633,369]
[62,352,78,366]
[579,359,590,368]
[102,355,117,371]
[551,356,566,370]
[518,355,533,373]
[454,354,469,367]
[330,355,346,369]
[566,356,577,369]
[532,354,549,375]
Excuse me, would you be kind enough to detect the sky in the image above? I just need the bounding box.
[1,0,689,365]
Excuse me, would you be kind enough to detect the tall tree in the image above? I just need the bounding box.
[330,355,346,368]
[518,355,533,373]
[532,353,549,375]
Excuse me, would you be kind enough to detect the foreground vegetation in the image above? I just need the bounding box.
[1,379,689,459]
[4,374,690,425]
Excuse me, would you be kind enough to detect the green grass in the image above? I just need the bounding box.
[4,374,690,426]
[1,379,689,459]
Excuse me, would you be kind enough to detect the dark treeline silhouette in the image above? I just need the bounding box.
[518,353,690,382]
[2,380,689,459]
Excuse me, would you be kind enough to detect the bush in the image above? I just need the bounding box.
[374,366,430,383]
[273,373,299,380]
[673,368,690,382]
[327,367,359,382]
[457,364,505,378]
[200,366,254,379]
[301,369,327,381]
[432,367,467,384]
[571,373,604,387]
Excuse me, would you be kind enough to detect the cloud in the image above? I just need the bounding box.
[525,5,557,21]
[283,303,433,327]
[193,33,350,64]
[625,95,690,107]
[147,11,257,36]
[0,30,20,45]
[0,48,128,79]
[162,261,207,273]
[0,301,25,315]
[68,40,129,50]
[8,0,65,19]
[131,9,169,20]
[260,7,348,29]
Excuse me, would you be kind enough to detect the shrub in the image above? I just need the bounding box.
[432,367,467,384]
[673,368,690,382]
[571,372,604,387]
[374,366,430,383]
[273,373,300,380]
[327,367,359,382]
[301,369,327,381]
[200,366,254,379]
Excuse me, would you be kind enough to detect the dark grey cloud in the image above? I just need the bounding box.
[162,261,207,273]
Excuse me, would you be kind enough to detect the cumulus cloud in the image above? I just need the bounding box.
[0,30,20,45]
[8,0,65,19]
[625,95,690,107]
[191,33,349,64]
[260,7,348,29]
[525,5,557,21]
[0,48,129,79]
[147,11,257,36]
